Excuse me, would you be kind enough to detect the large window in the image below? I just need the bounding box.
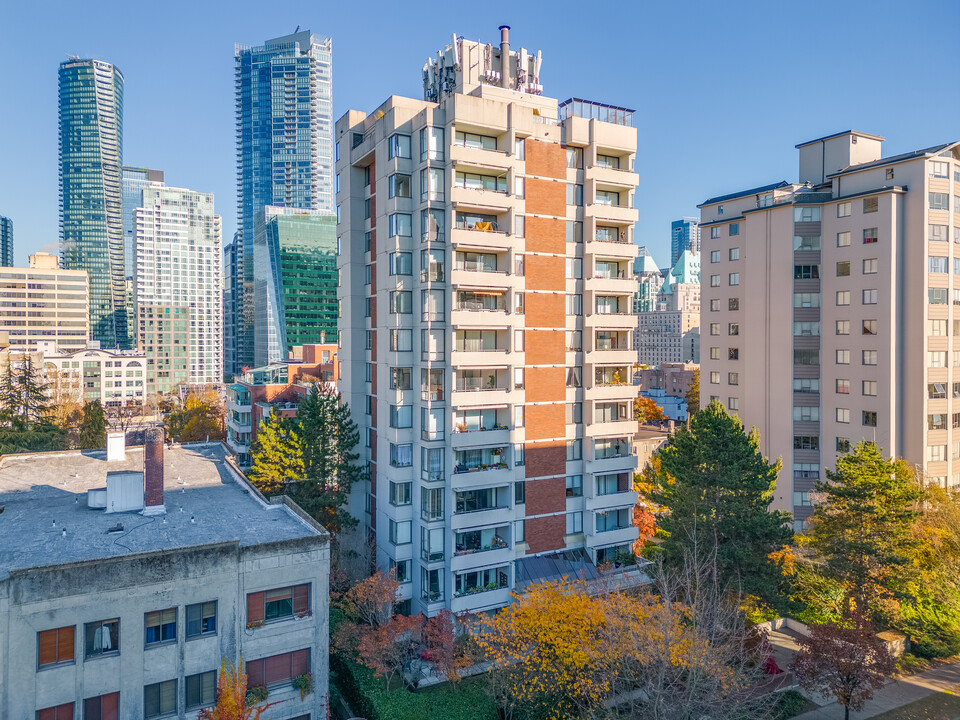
[455,131,497,150]
[390,443,413,468]
[85,618,119,658]
[389,520,412,545]
[455,486,508,513]
[422,567,443,603]
[420,127,445,161]
[389,481,412,506]
[390,329,412,352]
[930,193,950,210]
[422,526,445,562]
[422,487,444,522]
[390,291,412,314]
[794,207,821,222]
[37,625,74,668]
[246,649,310,688]
[186,671,217,709]
[595,508,631,533]
[389,213,412,237]
[144,680,177,718]
[145,609,176,646]
[455,171,506,193]
[389,252,412,276]
[83,693,119,720]
[390,404,413,428]
[246,584,310,624]
[388,173,411,198]
[388,134,411,159]
[455,567,509,597]
[422,208,445,242]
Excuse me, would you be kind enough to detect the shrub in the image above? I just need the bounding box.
[900,600,960,659]
[770,689,808,719]
[897,653,931,675]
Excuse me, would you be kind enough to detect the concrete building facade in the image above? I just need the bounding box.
[699,131,960,526]
[636,251,700,366]
[0,437,330,720]
[40,342,147,407]
[336,27,640,615]
[134,186,223,388]
[0,253,89,352]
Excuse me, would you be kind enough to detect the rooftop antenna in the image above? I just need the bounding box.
[295,24,300,32]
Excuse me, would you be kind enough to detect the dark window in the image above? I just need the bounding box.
[247,584,310,625]
[186,670,217,709]
[186,601,217,638]
[245,649,311,688]
[36,704,74,720]
[38,626,74,668]
[84,619,119,658]
[145,608,176,645]
[83,693,119,720]
[144,679,177,718]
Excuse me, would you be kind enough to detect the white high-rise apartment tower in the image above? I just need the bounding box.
[336,27,641,616]
[700,131,960,528]
[134,186,223,387]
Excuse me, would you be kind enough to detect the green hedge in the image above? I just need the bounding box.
[331,646,498,720]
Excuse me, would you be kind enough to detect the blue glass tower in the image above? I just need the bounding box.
[0,216,12,267]
[59,58,128,348]
[234,30,333,373]
[670,217,700,267]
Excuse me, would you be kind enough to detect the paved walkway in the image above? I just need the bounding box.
[790,660,960,719]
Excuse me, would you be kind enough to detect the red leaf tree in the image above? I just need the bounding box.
[790,618,896,720]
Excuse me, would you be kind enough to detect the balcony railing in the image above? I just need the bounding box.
[454,462,509,474]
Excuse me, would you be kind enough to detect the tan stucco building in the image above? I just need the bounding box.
[700,131,960,527]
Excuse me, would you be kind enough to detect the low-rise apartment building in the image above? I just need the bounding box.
[0,432,329,720]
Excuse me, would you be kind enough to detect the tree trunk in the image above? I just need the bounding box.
[845,705,850,720]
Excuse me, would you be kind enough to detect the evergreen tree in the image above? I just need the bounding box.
[650,400,791,601]
[248,414,306,497]
[78,399,107,450]
[685,368,701,415]
[291,385,364,533]
[805,441,922,619]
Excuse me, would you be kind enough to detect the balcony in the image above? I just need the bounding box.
[450,142,511,170]
[587,311,635,331]
[451,586,512,613]
[451,226,512,253]
[451,545,514,572]
[586,489,639,512]
[452,426,511,448]
[586,525,639,547]
[587,203,638,226]
[451,185,511,213]
[587,165,639,188]
[451,506,511,531]
[586,419,637,438]
[586,453,638,476]
[584,276,635,296]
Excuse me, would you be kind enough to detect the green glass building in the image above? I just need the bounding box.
[253,207,337,366]
[59,58,129,348]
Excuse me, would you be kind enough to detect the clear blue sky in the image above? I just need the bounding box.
[1,0,957,268]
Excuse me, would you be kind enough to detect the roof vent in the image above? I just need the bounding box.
[108,523,124,533]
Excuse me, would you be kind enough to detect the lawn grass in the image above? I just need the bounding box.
[870,690,960,720]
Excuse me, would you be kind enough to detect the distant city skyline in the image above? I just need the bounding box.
[1,0,957,269]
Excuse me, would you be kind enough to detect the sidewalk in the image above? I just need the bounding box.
[790,660,960,719]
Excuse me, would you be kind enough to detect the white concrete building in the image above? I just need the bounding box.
[134,186,223,387]
[0,434,329,720]
[699,131,960,527]
[40,342,147,407]
[336,27,640,616]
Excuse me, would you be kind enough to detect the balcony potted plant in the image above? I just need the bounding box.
[245,685,269,706]
[293,671,314,700]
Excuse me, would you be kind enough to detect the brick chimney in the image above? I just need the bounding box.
[143,427,165,515]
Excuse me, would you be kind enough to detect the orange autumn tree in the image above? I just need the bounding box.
[633,455,662,554]
[198,659,276,720]
[634,395,667,424]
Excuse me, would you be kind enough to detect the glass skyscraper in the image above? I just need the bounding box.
[253,207,337,366]
[59,58,129,348]
[234,30,333,373]
[670,217,700,267]
[0,216,12,267]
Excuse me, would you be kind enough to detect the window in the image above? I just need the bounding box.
[863,380,877,396]
[565,366,582,387]
[836,291,850,306]
[930,161,949,178]
[389,481,412,506]
[728,372,739,385]
[421,567,443,603]
[862,411,877,427]
[837,201,851,217]
[729,225,740,238]
[388,133,411,159]
[422,289,445,321]
[710,274,720,287]
[710,371,720,384]
[82,693,119,720]
[38,626,74,668]
[929,383,947,399]
[515,481,526,504]
[795,349,820,365]
[456,131,497,151]
[930,351,949,368]
[862,320,877,336]
[710,250,720,263]
[184,602,217,639]
[794,435,819,450]
[836,379,850,394]
[793,293,820,308]
[929,414,948,431]
[566,183,584,205]
[794,235,821,251]
[565,257,582,279]
[837,231,851,247]
[930,288,949,305]
[565,294,582,316]
[420,126,445,161]
[728,347,740,359]
[421,525,445,562]
[710,299,720,311]
[794,378,820,393]
[145,609,176,646]
[566,439,582,461]
[930,256,949,273]
[795,264,821,279]
[862,289,877,304]
[710,226,720,239]
[566,474,583,497]
[245,649,310,689]
[514,137,525,159]
[862,228,878,244]
[794,207,821,222]
[186,670,217,709]
[835,349,850,364]
[728,272,740,286]
[390,329,412,352]
[863,197,878,213]
[836,320,850,335]
[389,213,412,237]
[862,350,878,366]
[390,367,412,390]
[84,618,119,658]
[246,584,310,625]
[930,224,949,242]
[837,437,851,453]
[389,291,412,314]
[422,208,445,242]
[566,220,583,243]
[929,445,948,462]
[710,323,720,336]
[389,173,411,198]
[565,330,582,351]
[515,215,525,237]
[389,252,412,275]
[793,322,820,336]
[863,258,878,274]
[794,406,820,421]
[566,511,583,534]
[389,520,412,545]
[390,559,412,584]
[390,444,413,468]
[144,680,177,718]
[930,193,949,210]
[728,397,740,411]
[596,473,621,496]
[710,347,720,360]
[728,323,739,336]
[389,405,412,428]
[729,297,740,311]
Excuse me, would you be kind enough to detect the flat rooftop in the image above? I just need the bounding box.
[0,444,326,580]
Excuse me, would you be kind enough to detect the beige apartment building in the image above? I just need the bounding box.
[0,252,89,352]
[700,131,960,527]
[336,27,640,615]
